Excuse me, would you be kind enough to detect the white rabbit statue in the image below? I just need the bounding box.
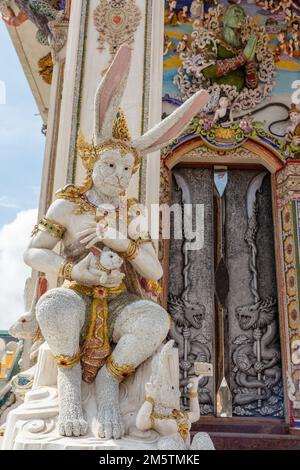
[21,44,209,439]
[136,340,215,450]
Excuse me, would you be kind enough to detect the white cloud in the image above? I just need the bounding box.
[0,196,19,209]
[0,209,37,330]
[0,105,43,150]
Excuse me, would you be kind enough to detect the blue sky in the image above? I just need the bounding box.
[0,21,44,228]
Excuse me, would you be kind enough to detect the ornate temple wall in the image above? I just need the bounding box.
[158,1,300,429]
[3,0,300,442]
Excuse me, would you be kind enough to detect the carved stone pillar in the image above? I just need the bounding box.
[276,161,300,430]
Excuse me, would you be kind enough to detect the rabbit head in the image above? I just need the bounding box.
[149,340,181,409]
[78,44,209,197]
[90,246,123,271]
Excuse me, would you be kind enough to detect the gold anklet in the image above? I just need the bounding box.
[106,355,135,382]
[53,352,81,369]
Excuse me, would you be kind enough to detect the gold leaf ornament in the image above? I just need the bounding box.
[77,131,99,173]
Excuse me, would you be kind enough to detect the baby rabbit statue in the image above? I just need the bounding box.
[136,340,215,450]
[89,246,125,286]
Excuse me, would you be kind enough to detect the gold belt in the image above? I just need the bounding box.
[64,281,126,384]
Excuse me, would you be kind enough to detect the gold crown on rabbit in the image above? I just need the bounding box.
[77,109,141,175]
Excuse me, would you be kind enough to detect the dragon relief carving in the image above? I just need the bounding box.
[233,286,283,416]
[168,294,213,415]
[231,172,284,418]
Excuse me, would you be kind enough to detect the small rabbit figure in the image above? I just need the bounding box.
[136,340,215,450]
[9,277,48,341]
[89,247,125,285]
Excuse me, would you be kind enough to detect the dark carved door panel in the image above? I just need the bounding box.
[167,166,284,419]
[168,168,215,415]
[226,170,284,418]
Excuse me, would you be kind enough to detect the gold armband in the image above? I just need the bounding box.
[121,240,139,262]
[59,259,74,281]
[145,396,155,406]
[32,217,66,239]
[189,391,198,399]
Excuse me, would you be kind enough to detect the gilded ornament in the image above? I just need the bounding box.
[38,52,53,85]
[106,355,135,382]
[94,259,111,273]
[93,0,142,59]
[66,281,126,300]
[59,260,74,281]
[65,281,126,383]
[53,352,81,369]
[145,280,162,296]
[120,240,139,262]
[284,236,295,265]
[215,127,236,140]
[288,301,300,331]
[151,409,190,441]
[55,185,97,216]
[282,205,293,232]
[286,269,297,297]
[112,109,132,142]
[32,217,66,239]
[77,110,141,176]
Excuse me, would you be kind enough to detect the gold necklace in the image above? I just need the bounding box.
[56,185,98,215]
[94,259,111,273]
[151,409,190,441]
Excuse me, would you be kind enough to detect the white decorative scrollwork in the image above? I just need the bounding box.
[22,418,56,437]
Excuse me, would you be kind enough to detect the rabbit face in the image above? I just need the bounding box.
[100,249,124,270]
[153,383,181,410]
[92,148,135,196]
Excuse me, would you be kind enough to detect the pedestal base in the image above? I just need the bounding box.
[2,343,215,451]
[2,343,159,450]
[2,386,159,450]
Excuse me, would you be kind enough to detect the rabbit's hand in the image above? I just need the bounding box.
[187,376,202,393]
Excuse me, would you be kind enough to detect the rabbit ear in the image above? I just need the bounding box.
[132,90,209,154]
[90,247,102,257]
[157,340,178,385]
[94,44,132,144]
[162,340,175,353]
[158,340,175,369]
